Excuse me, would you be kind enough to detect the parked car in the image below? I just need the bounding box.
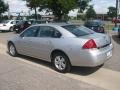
[31,20,48,25]
[13,20,48,33]
[84,20,105,33]
[13,20,30,33]
[0,20,20,32]
[118,27,120,38]
[112,18,120,23]
[8,24,113,73]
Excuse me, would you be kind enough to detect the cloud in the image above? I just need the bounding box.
[4,0,116,16]
[5,0,29,13]
[90,0,116,14]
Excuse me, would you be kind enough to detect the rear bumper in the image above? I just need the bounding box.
[70,43,113,67]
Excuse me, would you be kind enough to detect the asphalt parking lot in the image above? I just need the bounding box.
[0,31,120,90]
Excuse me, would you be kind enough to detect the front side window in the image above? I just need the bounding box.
[20,26,39,37]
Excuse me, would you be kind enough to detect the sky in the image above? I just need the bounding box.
[4,0,116,16]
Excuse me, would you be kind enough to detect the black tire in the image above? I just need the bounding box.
[52,52,71,73]
[9,27,13,32]
[8,42,18,57]
[118,31,120,38]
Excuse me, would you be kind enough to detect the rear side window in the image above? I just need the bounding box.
[62,25,94,37]
[38,26,61,38]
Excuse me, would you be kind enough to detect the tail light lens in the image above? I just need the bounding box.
[82,39,97,49]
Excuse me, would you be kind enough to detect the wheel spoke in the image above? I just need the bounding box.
[58,64,62,70]
[55,59,59,65]
[60,58,65,62]
[61,62,66,69]
[57,56,61,61]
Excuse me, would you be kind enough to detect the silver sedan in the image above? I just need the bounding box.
[7,24,113,73]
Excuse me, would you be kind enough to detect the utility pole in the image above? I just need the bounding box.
[34,0,38,20]
[7,1,10,19]
[115,0,119,26]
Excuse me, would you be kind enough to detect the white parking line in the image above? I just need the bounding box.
[0,43,120,90]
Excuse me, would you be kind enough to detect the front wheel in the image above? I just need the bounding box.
[8,43,18,57]
[9,27,13,32]
[52,52,71,73]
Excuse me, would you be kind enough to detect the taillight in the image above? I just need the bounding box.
[82,39,97,49]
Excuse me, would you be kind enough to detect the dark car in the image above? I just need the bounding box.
[84,20,105,33]
[118,26,120,38]
[13,21,30,33]
[31,20,48,25]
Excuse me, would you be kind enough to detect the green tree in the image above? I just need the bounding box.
[24,0,92,20]
[107,7,116,19]
[25,0,44,20]
[77,0,91,13]
[86,5,96,19]
[0,0,8,16]
[45,0,77,21]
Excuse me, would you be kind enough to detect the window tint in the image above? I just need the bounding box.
[20,26,39,37]
[16,21,20,24]
[11,21,14,24]
[38,26,61,38]
[62,25,94,37]
[53,30,61,38]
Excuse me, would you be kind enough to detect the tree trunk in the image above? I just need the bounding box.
[115,0,118,27]
[34,7,37,20]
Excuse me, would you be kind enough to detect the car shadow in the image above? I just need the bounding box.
[112,35,120,44]
[70,65,103,76]
[0,31,10,33]
[17,54,54,69]
[7,52,102,76]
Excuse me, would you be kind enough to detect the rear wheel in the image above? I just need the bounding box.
[52,52,71,73]
[8,43,18,57]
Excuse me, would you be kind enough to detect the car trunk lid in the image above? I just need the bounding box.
[80,33,111,49]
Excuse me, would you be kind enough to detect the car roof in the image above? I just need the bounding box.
[33,23,79,27]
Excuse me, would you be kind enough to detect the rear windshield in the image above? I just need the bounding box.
[62,25,94,37]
